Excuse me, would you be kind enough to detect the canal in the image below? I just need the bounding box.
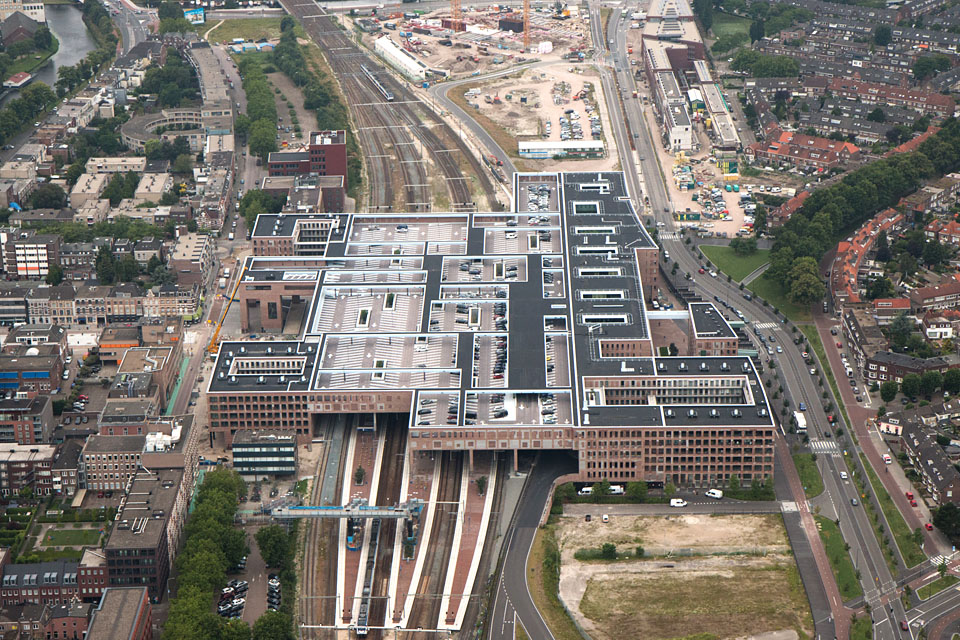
[2,4,99,105]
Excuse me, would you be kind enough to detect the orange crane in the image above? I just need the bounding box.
[207,262,247,355]
[450,0,462,31]
[523,0,530,50]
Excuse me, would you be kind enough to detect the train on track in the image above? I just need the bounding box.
[360,64,394,102]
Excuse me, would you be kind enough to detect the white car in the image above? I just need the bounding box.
[669,498,688,508]
[840,471,848,480]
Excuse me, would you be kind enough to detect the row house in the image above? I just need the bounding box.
[909,277,960,312]
[842,308,888,376]
[745,128,860,170]
[925,219,960,246]
[921,309,960,339]
[864,351,958,383]
[828,78,956,117]
[24,283,193,327]
[142,282,200,320]
[873,298,912,325]
[901,422,960,505]
[794,57,908,87]
[59,243,98,281]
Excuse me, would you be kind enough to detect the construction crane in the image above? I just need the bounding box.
[523,0,530,51]
[450,0,462,31]
[207,262,247,355]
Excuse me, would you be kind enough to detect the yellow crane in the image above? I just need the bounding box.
[208,262,247,355]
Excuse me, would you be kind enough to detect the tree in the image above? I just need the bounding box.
[600,543,617,560]
[625,481,647,503]
[914,55,940,82]
[28,183,66,209]
[354,465,366,485]
[901,373,922,398]
[117,254,139,282]
[787,256,826,305]
[476,475,487,496]
[280,15,296,32]
[934,502,960,538]
[249,119,278,160]
[693,0,713,31]
[665,482,676,496]
[160,190,180,206]
[867,107,887,123]
[187,218,198,232]
[728,474,741,492]
[749,19,764,42]
[873,24,892,46]
[923,240,953,268]
[158,1,185,20]
[591,479,611,503]
[251,611,294,640]
[45,264,63,285]
[254,525,289,569]
[889,313,915,350]
[753,206,767,237]
[173,153,194,174]
[32,26,52,51]
[921,370,943,396]
[95,245,116,284]
[944,368,960,394]
[729,236,758,256]
[222,620,252,640]
[880,380,899,403]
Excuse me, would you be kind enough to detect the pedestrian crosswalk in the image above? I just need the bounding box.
[930,554,950,568]
[754,322,780,330]
[659,231,680,240]
[809,439,840,454]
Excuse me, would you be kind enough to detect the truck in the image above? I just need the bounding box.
[793,411,807,432]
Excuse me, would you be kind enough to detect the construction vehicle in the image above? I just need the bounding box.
[208,262,247,355]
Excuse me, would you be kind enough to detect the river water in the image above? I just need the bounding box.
[1,4,99,105]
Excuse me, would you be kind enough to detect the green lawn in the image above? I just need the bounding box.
[42,528,101,547]
[4,35,59,82]
[918,574,959,600]
[747,275,811,322]
[815,516,863,600]
[792,454,824,499]
[204,18,305,43]
[860,453,926,568]
[711,12,751,40]
[700,245,770,283]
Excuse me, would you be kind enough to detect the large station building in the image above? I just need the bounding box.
[206,172,775,487]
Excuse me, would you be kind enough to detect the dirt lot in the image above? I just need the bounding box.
[555,514,811,640]
[267,68,317,150]
[455,63,619,171]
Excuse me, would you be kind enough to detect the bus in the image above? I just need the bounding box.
[793,411,807,433]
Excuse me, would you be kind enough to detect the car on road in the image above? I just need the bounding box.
[856,396,863,402]
[926,523,934,530]
[698,268,705,274]
[901,621,908,631]
[669,498,687,508]
[601,514,609,523]
[850,498,859,506]
[801,352,808,358]
[776,346,783,353]
[910,500,918,507]
[836,342,842,348]
[839,471,848,480]
[809,368,816,375]
[849,379,857,387]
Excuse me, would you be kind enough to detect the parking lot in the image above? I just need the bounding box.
[428,300,508,333]
[544,334,570,387]
[473,334,508,388]
[441,257,527,283]
[464,391,572,426]
[413,391,460,428]
[483,226,561,254]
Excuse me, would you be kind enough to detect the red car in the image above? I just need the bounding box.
[901,621,908,631]
[910,500,918,507]
[926,523,934,531]
[698,268,705,274]
[836,342,843,348]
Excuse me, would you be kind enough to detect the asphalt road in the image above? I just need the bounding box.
[489,453,576,640]
[563,501,781,516]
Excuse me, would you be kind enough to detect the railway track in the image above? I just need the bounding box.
[364,416,408,639]
[406,451,464,636]
[279,1,494,212]
[300,417,351,640]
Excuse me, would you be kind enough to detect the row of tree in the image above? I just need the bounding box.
[0,82,56,146]
[879,367,960,403]
[236,59,277,161]
[730,49,800,78]
[761,118,960,307]
[270,25,362,197]
[138,49,200,108]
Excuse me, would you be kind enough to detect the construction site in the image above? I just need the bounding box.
[350,2,594,82]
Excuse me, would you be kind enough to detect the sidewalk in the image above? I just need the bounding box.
[811,308,952,559]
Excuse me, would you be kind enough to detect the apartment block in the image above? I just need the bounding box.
[266,130,348,185]
[85,587,152,640]
[4,230,60,279]
[0,396,53,445]
[0,443,55,496]
[168,232,215,287]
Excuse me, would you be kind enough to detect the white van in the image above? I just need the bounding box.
[610,485,625,495]
[578,486,593,496]
[669,498,688,507]
[705,489,723,499]
[883,454,892,464]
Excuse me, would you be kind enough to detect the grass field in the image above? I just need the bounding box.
[700,245,770,283]
[815,516,863,600]
[204,18,305,43]
[42,528,101,547]
[747,275,811,322]
[793,454,824,499]
[578,558,811,640]
[918,574,959,600]
[711,12,752,39]
[527,522,584,640]
[860,453,926,568]
[4,36,59,82]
